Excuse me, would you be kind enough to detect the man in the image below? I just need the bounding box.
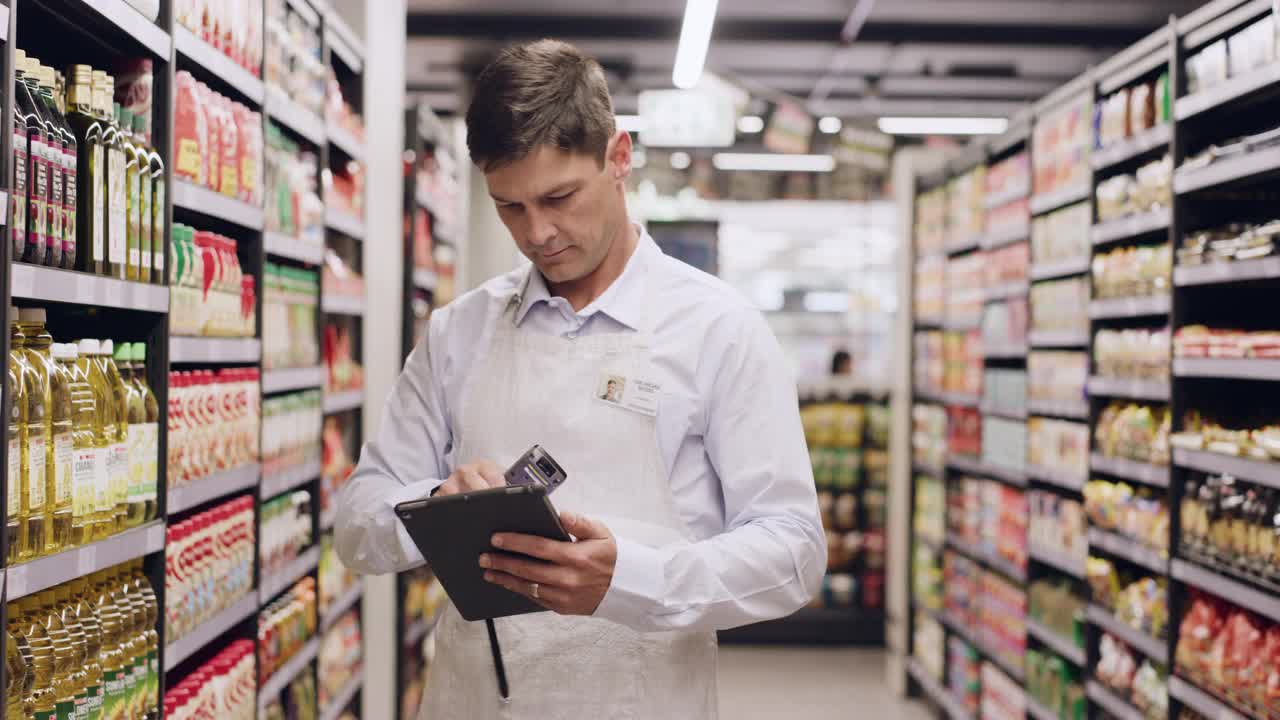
[335,39,825,719]
[601,377,622,403]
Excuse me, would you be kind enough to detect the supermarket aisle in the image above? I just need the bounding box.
[717,647,931,720]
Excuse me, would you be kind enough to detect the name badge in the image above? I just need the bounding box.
[595,370,659,417]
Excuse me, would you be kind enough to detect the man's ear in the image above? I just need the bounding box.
[608,130,633,181]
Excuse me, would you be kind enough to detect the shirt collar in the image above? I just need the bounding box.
[514,223,657,331]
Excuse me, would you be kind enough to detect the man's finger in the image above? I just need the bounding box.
[483,570,566,609]
[480,552,575,587]
[458,467,490,491]
[476,460,506,487]
[491,532,571,563]
[560,511,611,541]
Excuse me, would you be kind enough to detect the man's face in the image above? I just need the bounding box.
[484,135,631,286]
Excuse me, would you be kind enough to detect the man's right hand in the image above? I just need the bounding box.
[434,460,506,496]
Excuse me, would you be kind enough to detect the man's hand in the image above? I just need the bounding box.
[479,512,617,616]
[434,460,505,496]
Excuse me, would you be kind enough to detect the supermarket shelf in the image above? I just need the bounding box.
[168,463,261,515]
[1091,124,1172,171]
[164,592,258,672]
[1030,184,1089,215]
[916,534,945,554]
[285,0,320,25]
[940,392,981,408]
[1090,453,1169,488]
[1086,376,1171,402]
[172,179,266,230]
[319,675,362,720]
[1025,695,1059,720]
[1030,256,1091,281]
[983,281,1029,303]
[1025,617,1086,666]
[404,613,439,648]
[174,25,265,105]
[947,453,1029,488]
[258,637,320,710]
[983,184,1030,210]
[325,12,366,74]
[10,265,169,313]
[1172,558,1280,624]
[980,405,1028,421]
[1028,330,1090,348]
[264,231,326,265]
[942,317,981,332]
[169,336,261,364]
[907,658,973,720]
[1175,61,1280,122]
[1026,398,1089,420]
[1028,544,1086,579]
[982,342,1028,359]
[938,610,976,646]
[265,85,326,146]
[1168,676,1249,720]
[6,521,165,600]
[1088,294,1171,320]
[975,637,1025,683]
[262,365,325,394]
[1086,681,1145,720]
[323,389,364,415]
[1174,356,1280,381]
[1089,209,1171,247]
[325,208,366,240]
[85,0,171,58]
[946,534,1028,583]
[912,462,946,478]
[321,294,365,316]
[1174,448,1280,490]
[322,583,363,632]
[1086,604,1167,661]
[1174,256,1280,286]
[1174,143,1280,195]
[944,235,981,255]
[413,268,439,292]
[1026,464,1085,492]
[261,456,322,500]
[260,546,321,605]
[979,225,1030,250]
[327,123,365,162]
[1088,528,1168,574]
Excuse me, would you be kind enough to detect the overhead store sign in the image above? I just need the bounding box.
[763,101,814,154]
[638,88,736,148]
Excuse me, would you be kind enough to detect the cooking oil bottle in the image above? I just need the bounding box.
[46,343,75,550]
[7,351,26,566]
[71,577,103,720]
[6,622,29,720]
[19,308,70,556]
[75,340,115,539]
[128,561,158,719]
[11,309,46,561]
[124,345,157,523]
[97,340,130,532]
[54,584,89,720]
[14,595,55,720]
[91,571,127,720]
[115,343,145,529]
[111,566,142,720]
[8,603,36,719]
[35,589,76,720]
[69,385,99,549]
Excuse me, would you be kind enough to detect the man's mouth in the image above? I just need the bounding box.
[542,247,570,260]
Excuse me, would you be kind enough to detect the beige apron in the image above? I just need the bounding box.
[420,270,719,719]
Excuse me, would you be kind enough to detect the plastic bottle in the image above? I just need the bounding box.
[15,595,55,720]
[11,310,46,560]
[7,337,26,565]
[36,589,75,720]
[128,344,158,522]
[6,624,29,720]
[112,566,144,719]
[116,342,146,529]
[71,577,104,720]
[67,364,98,548]
[91,571,127,720]
[19,309,71,556]
[130,561,159,720]
[53,584,89,720]
[96,340,130,532]
[46,343,75,551]
[74,338,112,541]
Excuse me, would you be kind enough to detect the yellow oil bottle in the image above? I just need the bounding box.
[94,341,129,533]
[71,577,103,720]
[111,567,143,720]
[8,605,35,719]
[90,571,127,720]
[124,345,157,523]
[74,340,114,540]
[15,595,55,720]
[6,623,29,720]
[114,343,146,529]
[128,561,158,719]
[69,388,100,549]
[50,344,80,548]
[19,309,71,556]
[7,358,25,566]
[11,311,46,561]
[54,584,89,720]
[36,589,77,720]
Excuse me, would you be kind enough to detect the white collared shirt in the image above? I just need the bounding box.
[335,226,826,632]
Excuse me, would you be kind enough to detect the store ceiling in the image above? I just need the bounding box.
[405,0,1200,120]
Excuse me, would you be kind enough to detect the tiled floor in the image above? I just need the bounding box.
[717,647,933,720]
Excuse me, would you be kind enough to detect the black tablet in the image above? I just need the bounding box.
[395,484,571,621]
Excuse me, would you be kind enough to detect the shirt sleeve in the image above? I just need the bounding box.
[334,310,454,575]
[593,307,827,632]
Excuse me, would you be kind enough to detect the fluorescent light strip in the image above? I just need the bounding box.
[737,115,764,134]
[672,0,719,89]
[712,153,836,172]
[818,116,842,134]
[877,116,1008,136]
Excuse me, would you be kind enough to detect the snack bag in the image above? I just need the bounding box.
[172,72,208,186]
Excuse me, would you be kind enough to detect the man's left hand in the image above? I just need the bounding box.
[479,511,617,615]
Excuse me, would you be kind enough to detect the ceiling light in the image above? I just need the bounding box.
[818,116,843,134]
[616,114,645,133]
[670,151,692,170]
[672,0,719,89]
[803,291,850,313]
[737,115,764,134]
[876,116,1008,136]
[712,153,836,172]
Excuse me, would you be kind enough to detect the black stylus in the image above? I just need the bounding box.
[486,618,510,699]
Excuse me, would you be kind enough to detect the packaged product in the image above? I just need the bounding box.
[172,72,208,185]
[113,59,153,143]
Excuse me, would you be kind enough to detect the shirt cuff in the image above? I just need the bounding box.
[383,478,442,509]
[385,479,441,568]
[593,535,666,627]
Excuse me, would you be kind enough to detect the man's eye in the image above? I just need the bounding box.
[548,192,573,203]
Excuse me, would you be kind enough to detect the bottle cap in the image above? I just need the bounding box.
[113,341,130,361]
[133,343,146,363]
[78,338,100,355]
[101,339,114,355]
[18,307,46,323]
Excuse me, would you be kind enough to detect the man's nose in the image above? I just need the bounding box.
[526,207,557,248]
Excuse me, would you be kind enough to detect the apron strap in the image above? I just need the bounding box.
[486,618,511,701]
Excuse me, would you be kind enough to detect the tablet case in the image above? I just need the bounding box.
[395,484,571,621]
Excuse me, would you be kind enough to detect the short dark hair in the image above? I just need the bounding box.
[466,39,616,171]
[831,350,853,374]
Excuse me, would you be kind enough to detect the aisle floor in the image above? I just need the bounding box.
[717,646,932,720]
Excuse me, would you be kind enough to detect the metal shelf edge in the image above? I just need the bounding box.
[10,265,170,313]
[169,336,262,364]
[168,463,262,515]
[163,592,258,671]
[258,637,320,708]
[6,522,166,600]
[174,25,266,105]
[260,546,321,604]
[172,179,266,230]
[260,457,322,499]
